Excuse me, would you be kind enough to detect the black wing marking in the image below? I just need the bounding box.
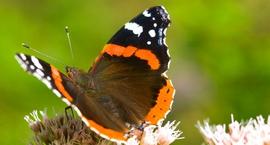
[107,6,171,73]
[15,53,77,105]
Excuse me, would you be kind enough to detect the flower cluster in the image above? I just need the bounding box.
[127,121,183,145]
[24,110,111,145]
[24,110,183,145]
[198,115,270,145]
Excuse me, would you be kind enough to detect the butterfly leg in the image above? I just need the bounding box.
[137,121,150,131]
[65,106,74,119]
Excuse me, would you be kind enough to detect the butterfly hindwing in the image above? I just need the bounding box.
[92,54,173,124]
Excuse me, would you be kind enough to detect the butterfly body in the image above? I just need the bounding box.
[15,6,174,144]
[66,67,94,90]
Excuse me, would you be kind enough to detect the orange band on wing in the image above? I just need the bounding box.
[102,44,160,70]
[145,79,174,124]
[135,49,160,70]
[83,116,127,141]
[50,65,73,102]
[123,46,137,57]
[102,44,126,56]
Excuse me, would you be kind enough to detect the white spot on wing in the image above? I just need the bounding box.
[143,10,151,17]
[163,37,168,47]
[147,41,151,45]
[15,55,27,71]
[90,127,101,135]
[30,65,35,70]
[152,17,155,20]
[163,28,168,36]
[53,89,61,97]
[42,79,52,89]
[20,54,27,60]
[154,23,157,27]
[158,28,164,45]
[161,5,170,20]
[162,73,168,78]
[72,105,82,117]
[167,56,171,69]
[124,22,143,37]
[36,69,44,77]
[61,98,71,106]
[148,29,156,37]
[99,133,110,140]
[81,117,89,126]
[33,72,42,80]
[31,56,43,70]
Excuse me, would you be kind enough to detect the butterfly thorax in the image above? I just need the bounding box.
[66,66,95,90]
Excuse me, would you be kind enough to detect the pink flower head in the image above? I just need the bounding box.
[198,114,270,145]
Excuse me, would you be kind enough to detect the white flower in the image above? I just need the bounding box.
[141,125,159,145]
[24,110,46,125]
[197,114,270,145]
[157,121,184,145]
[138,120,183,145]
[125,136,140,145]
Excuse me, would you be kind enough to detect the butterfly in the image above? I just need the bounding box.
[15,6,174,144]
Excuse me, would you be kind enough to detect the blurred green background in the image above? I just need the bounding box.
[1,0,270,144]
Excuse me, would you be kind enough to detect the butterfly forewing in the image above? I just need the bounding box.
[15,53,78,105]
[99,6,171,73]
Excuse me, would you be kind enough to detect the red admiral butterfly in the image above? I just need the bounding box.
[15,6,174,144]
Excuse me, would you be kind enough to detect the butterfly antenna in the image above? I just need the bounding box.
[65,26,74,60]
[22,42,65,65]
